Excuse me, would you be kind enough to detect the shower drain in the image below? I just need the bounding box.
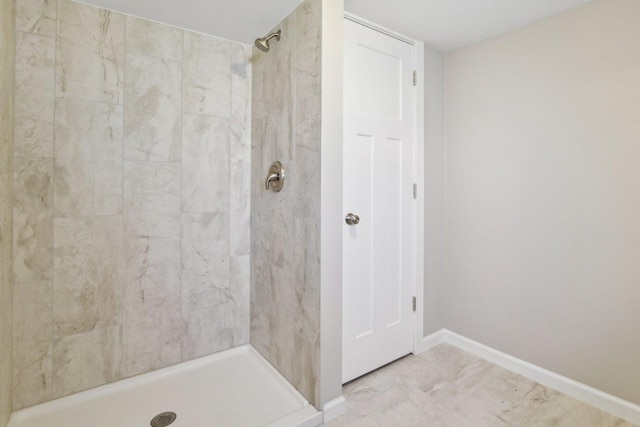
[151,412,177,427]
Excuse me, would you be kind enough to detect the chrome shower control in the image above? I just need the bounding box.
[265,161,285,192]
[345,213,360,225]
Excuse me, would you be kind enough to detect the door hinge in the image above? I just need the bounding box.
[413,183,417,199]
[412,296,417,312]
[412,70,417,86]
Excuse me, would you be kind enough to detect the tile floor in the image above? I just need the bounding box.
[326,343,636,427]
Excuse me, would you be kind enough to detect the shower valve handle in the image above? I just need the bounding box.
[265,161,285,192]
[265,173,279,190]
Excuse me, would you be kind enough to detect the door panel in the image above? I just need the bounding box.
[354,46,402,120]
[343,18,416,383]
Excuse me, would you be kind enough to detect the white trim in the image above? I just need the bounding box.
[412,39,426,357]
[267,406,323,427]
[320,0,345,409]
[415,329,446,354]
[344,12,414,45]
[322,396,347,423]
[443,330,640,425]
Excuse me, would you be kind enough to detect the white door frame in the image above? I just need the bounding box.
[343,12,426,356]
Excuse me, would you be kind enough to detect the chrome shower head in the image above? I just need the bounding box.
[255,29,282,53]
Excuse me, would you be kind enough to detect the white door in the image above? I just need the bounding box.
[342,18,416,383]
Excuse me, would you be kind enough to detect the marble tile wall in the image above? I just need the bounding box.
[1,0,15,424]
[250,0,323,408]
[12,0,251,410]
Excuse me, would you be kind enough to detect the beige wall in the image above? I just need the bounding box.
[0,0,15,423]
[423,45,446,335]
[12,0,251,409]
[250,0,323,408]
[445,0,640,405]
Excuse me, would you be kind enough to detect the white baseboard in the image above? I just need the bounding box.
[442,329,640,425]
[415,329,446,354]
[322,395,346,424]
[271,406,323,427]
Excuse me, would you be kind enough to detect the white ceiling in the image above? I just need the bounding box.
[75,0,303,45]
[77,0,591,51]
[345,0,591,51]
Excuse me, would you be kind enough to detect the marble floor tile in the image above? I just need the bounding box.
[326,344,636,427]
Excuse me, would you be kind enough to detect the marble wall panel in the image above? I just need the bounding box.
[51,326,122,397]
[12,0,252,408]
[54,99,123,217]
[182,254,249,359]
[55,0,124,104]
[267,263,297,381]
[12,280,53,410]
[230,44,252,257]
[182,115,229,213]
[0,0,14,422]
[253,14,297,165]
[294,97,322,219]
[296,94,322,149]
[250,0,322,407]
[249,247,270,352]
[181,212,230,312]
[122,161,182,377]
[123,162,181,238]
[125,16,182,61]
[122,294,182,379]
[124,54,182,161]
[230,254,251,337]
[53,216,122,337]
[13,157,53,284]
[251,52,268,121]
[183,32,231,118]
[296,0,321,99]
[16,0,56,37]
[14,31,55,157]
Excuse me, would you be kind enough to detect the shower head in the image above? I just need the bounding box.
[255,29,282,53]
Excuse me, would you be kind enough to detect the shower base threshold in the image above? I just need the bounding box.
[8,345,322,427]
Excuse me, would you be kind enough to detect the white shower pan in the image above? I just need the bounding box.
[8,345,322,427]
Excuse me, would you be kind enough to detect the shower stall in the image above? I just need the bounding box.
[0,0,344,425]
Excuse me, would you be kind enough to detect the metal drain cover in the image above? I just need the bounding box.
[151,412,177,427]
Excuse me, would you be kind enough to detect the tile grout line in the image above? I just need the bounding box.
[10,0,17,411]
[121,10,127,380]
[49,0,58,402]
[179,24,185,362]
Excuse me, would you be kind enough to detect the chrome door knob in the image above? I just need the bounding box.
[345,213,360,225]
